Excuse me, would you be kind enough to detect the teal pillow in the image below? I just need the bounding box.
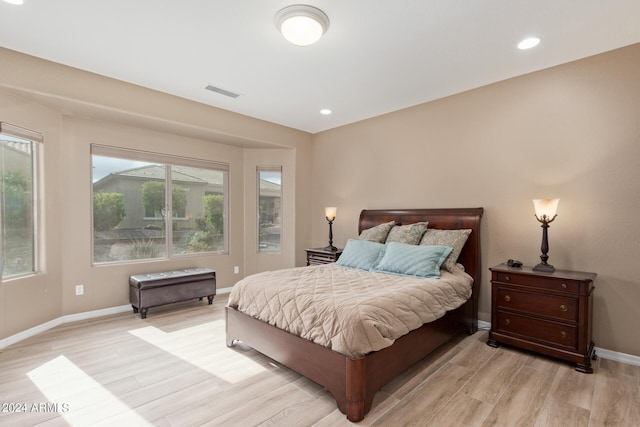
[372,242,453,278]
[336,239,386,271]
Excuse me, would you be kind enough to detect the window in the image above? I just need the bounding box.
[0,123,40,278]
[257,167,282,253]
[92,145,228,264]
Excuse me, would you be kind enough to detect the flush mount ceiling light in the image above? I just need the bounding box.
[3,0,25,4]
[518,37,541,50]
[275,5,330,46]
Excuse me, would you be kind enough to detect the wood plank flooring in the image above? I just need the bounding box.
[1,297,639,426]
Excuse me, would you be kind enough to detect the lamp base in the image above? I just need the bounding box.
[533,263,556,273]
[324,245,338,252]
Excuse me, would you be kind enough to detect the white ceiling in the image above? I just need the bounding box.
[1,1,640,134]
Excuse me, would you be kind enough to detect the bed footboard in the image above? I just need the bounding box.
[225,305,466,422]
[226,306,360,418]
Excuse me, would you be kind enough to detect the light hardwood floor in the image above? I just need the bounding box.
[1,297,639,426]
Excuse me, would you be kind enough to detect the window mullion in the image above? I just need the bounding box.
[165,164,172,258]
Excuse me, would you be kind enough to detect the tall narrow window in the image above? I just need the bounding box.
[257,167,282,253]
[0,123,40,278]
[92,145,228,264]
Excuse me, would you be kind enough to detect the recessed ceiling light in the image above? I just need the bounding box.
[518,37,541,50]
[320,109,332,115]
[3,0,24,4]
[275,5,330,46]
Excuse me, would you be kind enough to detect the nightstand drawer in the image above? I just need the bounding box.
[496,311,577,350]
[308,253,338,264]
[496,288,577,322]
[305,248,342,266]
[494,272,580,293]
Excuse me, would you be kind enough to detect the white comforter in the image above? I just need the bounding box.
[227,264,473,358]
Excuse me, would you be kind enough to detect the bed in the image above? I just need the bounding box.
[226,207,483,422]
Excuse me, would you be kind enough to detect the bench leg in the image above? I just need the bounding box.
[207,295,215,305]
[132,305,139,314]
[140,308,148,319]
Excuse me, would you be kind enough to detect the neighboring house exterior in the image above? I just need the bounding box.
[93,164,224,231]
[93,164,281,235]
[1,139,32,175]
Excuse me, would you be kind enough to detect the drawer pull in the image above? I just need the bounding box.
[560,304,568,312]
[504,275,510,281]
[560,331,567,338]
[504,319,510,326]
[504,295,511,302]
[561,283,567,289]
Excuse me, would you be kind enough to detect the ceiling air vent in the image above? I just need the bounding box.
[204,84,241,99]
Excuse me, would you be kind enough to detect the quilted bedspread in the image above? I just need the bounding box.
[227,264,473,358]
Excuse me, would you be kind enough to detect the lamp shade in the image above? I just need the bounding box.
[324,207,337,221]
[275,5,329,46]
[533,199,559,219]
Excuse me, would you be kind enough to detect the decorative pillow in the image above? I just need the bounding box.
[336,239,386,271]
[419,229,472,273]
[385,222,429,245]
[371,242,452,278]
[357,221,395,243]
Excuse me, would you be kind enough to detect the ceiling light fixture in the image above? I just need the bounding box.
[518,37,541,50]
[320,109,332,115]
[3,0,25,4]
[275,5,329,46]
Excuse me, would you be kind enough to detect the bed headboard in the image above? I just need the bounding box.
[359,208,484,332]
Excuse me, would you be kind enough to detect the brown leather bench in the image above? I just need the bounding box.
[129,268,216,318]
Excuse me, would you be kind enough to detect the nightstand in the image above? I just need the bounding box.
[305,248,342,266]
[487,263,597,373]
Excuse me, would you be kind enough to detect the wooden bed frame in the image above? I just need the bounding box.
[226,207,483,422]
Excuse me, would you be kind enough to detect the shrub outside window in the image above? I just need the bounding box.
[0,122,40,279]
[92,145,228,264]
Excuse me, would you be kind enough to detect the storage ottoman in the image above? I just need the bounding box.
[129,268,216,318]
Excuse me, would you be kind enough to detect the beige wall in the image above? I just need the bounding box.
[311,43,640,357]
[243,148,298,276]
[0,90,64,337]
[0,47,312,340]
[60,117,249,313]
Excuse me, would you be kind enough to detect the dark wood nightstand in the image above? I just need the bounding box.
[487,263,597,373]
[305,248,342,266]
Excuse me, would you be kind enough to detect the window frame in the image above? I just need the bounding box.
[91,144,229,265]
[0,122,42,280]
[256,166,282,254]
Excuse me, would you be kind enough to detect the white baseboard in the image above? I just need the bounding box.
[0,289,233,350]
[593,346,640,367]
[475,320,640,367]
[0,304,132,350]
[478,320,491,330]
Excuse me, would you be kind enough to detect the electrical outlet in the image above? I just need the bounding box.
[75,284,84,296]
[234,266,239,274]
